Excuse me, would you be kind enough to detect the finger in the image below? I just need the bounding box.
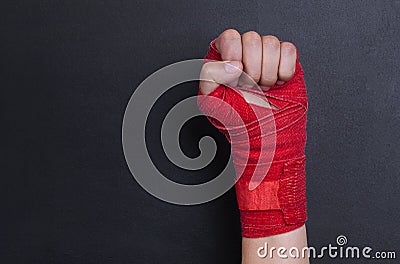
[215,29,242,61]
[199,61,243,94]
[260,35,280,87]
[242,31,262,83]
[278,42,297,82]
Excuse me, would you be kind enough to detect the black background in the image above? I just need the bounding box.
[1,1,399,263]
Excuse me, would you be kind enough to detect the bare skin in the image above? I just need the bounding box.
[200,29,309,264]
[242,225,309,264]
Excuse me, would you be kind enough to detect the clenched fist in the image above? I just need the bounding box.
[198,29,308,238]
[200,29,298,96]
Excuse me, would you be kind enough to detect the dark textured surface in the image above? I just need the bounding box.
[1,1,399,263]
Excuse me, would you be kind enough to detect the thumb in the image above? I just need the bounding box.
[199,61,243,95]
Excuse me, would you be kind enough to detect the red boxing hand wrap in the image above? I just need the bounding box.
[198,40,308,238]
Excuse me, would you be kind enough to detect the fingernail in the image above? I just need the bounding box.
[224,62,239,73]
[276,80,285,85]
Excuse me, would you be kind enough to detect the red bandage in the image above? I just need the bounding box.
[198,40,308,238]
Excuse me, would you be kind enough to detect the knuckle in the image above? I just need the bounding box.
[243,31,261,44]
[219,29,242,60]
[220,29,241,41]
[281,42,296,53]
[262,35,280,47]
[282,41,296,49]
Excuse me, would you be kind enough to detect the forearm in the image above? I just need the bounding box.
[198,30,310,263]
[242,225,309,264]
